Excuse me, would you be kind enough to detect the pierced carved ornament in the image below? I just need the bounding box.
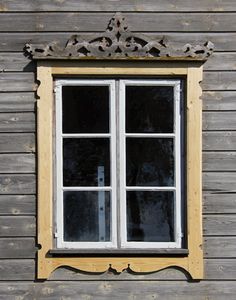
[25,13,214,60]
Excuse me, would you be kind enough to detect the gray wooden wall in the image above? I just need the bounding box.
[0,1,236,299]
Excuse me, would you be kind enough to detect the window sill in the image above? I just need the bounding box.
[49,248,189,257]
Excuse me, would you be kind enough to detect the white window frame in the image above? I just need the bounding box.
[55,79,117,249]
[119,80,182,249]
[55,78,182,249]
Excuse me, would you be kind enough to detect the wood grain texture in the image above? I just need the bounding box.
[205,52,236,71]
[0,53,34,72]
[0,259,35,280]
[203,71,236,90]
[203,112,236,131]
[0,13,235,32]
[203,193,236,213]
[0,92,35,112]
[0,238,36,258]
[0,195,35,215]
[203,132,236,151]
[204,237,236,258]
[0,282,235,300]
[204,215,236,235]
[0,73,36,92]
[0,133,35,153]
[0,216,35,236]
[0,154,35,173]
[0,174,36,194]
[203,152,236,171]
[1,32,235,52]
[205,259,236,280]
[1,0,236,12]
[203,172,236,192]
[49,267,187,281]
[48,260,236,281]
[0,112,35,132]
[203,91,236,111]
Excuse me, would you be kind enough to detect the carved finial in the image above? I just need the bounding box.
[24,13,214,60]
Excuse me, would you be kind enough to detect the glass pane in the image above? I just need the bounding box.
[62,85,109,133]
[126,85,174,133]
[127,191,174,242]
[126,138,174,186]
[64,191,111,242]
[63,138,110,186]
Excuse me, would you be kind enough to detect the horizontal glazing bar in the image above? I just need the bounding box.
[62,187,112,191]
[125,186,176,191]
[125,133,175,138]
[62,134,111,138]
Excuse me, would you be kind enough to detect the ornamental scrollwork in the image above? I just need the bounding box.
[25,13,214,60]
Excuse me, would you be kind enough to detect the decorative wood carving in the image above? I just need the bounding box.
[25,13,214,60]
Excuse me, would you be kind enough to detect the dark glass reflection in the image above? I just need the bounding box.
[63,138,110,186]
[64,191,111,242]
[126,86,174,133]
[126,138,174,186]
[62,86,109,133]
[127,191,174,242]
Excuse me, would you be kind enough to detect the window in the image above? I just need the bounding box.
[55,79,183,250]
[36,62,203,279]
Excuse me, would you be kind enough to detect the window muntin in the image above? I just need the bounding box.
[55,79,182,249]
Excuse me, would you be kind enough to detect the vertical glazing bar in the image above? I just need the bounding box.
[119,80,127,247]
[55,82,64,248]
[174,81,182,247]
[98,166,105,241]
[110,80,118,247]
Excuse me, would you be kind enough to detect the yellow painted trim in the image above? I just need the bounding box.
[37,61,203,280]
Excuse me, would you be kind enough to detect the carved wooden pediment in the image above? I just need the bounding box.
[25,13,213,60]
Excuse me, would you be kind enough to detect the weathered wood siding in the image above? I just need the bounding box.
[0,1,236,298]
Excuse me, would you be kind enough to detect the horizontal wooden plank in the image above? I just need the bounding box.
[1,32,236,52]
[0,133,35,153]
[50,266,187,281]
[0,195,35,215]
[7,51,235,72]
[0,53,34,72]
[0,174,36,194]
[0,259,34,280]
[0,238,36,258]
[203,112,236,131]
[0,281,236,299]
[204,237,236,258]
[203,152,236,171]
[0,73,36,92]
[203,193,236,213]
[203,132,236,151]
[0,216,35,236]
[0,282,236,299]
[0,112,35,132]
[203,71,236,91]
[0,154,35,173]
[205,259,236,280]
[1,0,236,12]
[203,172,236,192]
[203,91,236,111]
[0,13,235,32]
[49,260,236,281]
[0,49,229,72]
[204,215,236,235]
[0,92,35,112]
[205,52,236,71]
